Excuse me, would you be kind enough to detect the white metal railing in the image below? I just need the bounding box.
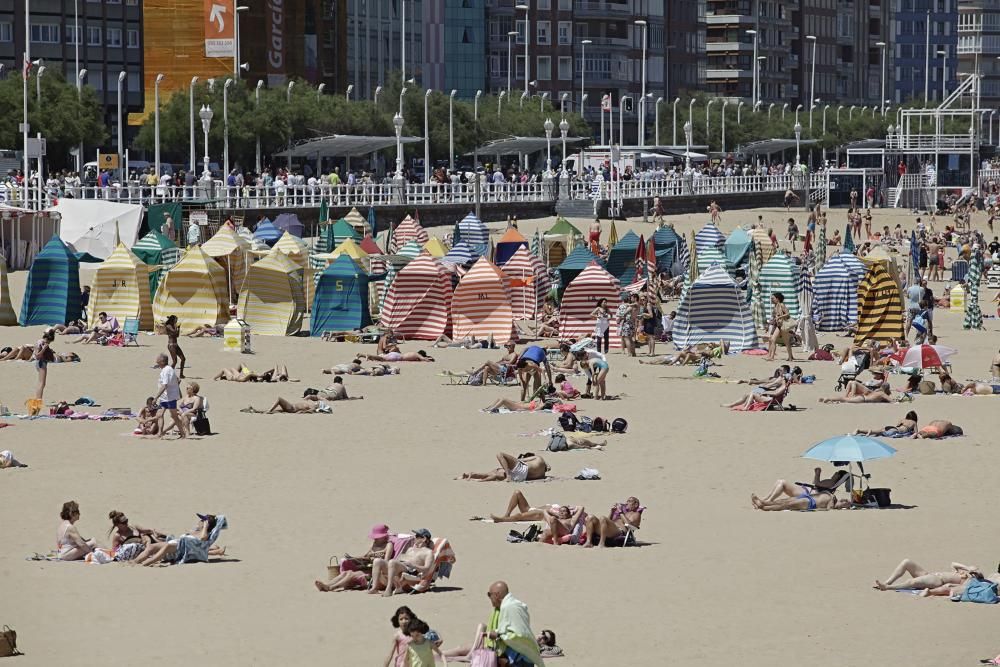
[885,134,976,151]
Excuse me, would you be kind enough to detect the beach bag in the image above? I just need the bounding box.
[546,433,568,452]
[957,578,999,604]
[912,312,928,335]
[0,626,21,657]
[557,412,578,431]
[469,634,498,667]
[592,417,608,432]
[578,416,593,432]
[611,418,628,434]
[192,409,211,436]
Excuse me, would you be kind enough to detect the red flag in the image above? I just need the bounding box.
[22,56,32,81]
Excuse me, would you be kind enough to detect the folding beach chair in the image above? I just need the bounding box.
[122,318,140,346]
[397,537,456,594]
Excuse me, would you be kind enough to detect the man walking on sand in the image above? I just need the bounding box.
[486,581,545,666]
[153,353,186,439]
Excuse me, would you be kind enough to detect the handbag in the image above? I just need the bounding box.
[469,634,498,667]
[0,625,21,657]
[958,578,999,604]
[192,409,211,436]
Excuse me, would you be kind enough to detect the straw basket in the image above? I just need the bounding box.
[327,557,341,579]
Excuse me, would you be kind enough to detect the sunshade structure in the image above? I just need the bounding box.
[802,435,896,463]
[557,246,604,291]
[0,255,19,325]
[272,231,310,269]
[330,237,369,265]
[750,227,776,264]
[456,212,489,247]
[543,218,584,267]
[606,231,641,280]
[502,246,551,320]
[380,252,453,340]
[495,227,529,266]
[653,225,682,273]
[748,241,766,332]
[816,222,827,271]
[861,245,905,309]
[390,215,429,253]
[88,242,154,330]
[760,252,802,320]
[310,254,373,335]
[343,207,371,236]
[423,238,449,258]
[560,263,622,348]
[811,253,867,331]
[854,262,904,344]
[321,219,362,253]
[19,237,82,326]
[694,222,726,252]
[842,224,855,253]
[273,213,305,238]
[237,250,305,336]
[452,257,515,343]
[152,246,229,334]
[724,228,752,266]
[53,200,144,260]
[253,218,282,247]
[201,226,251,302]
[397,240,424,260]
[359,235,382,255]
[894,343,957,369]
[441,242,477,267]
[963,251,983,330]
[696,246,730,276]
[673,264,758,351]
[131,231,181,299]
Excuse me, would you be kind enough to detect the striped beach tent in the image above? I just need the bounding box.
[861,245,906,310]
[397,240,424,260]
[344,207,371,236]
[0,255,18,326]
[750,227,775,264]
[673,264,757,351]
[131,231,181,300]
[748,241,766,332]
[724,228,752,267]
[543,218,584,267]
[311,254,373,335]
[273,213,304,238]
[854,262,904,344]
[606,230,640,279]
[696,246,729,276]
[653,225,681,273]
[963,251,983,330]
[557,245,604,291]
[695,222,726,252]
[201,225,251,302]
[760,252,802,319]
[322,219,361,253]
[390,215,429,253]
[88,242,155,330]
[452,257,515,343]
[237,250,305,336]
[502,246,551,320]
[331,238,369,266]
[253,218,282,247]
[379,252,452,340]
[560,263,622,348]
[273,231,310,268]
[457,212,489,247]
[441,242,476,267]
[152,246,229,334]
[360,234,382,255]
[811,254,866,331]
[495,227,528,266]
[18,236,82,326]
[424,238,449,258]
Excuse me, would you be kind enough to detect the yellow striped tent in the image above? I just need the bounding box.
[201,226,251,301]
[272,230,310,268]
[238,250,305,336]
[0,254,16,326]
[152,246,229,334]
[861,245,906,310]
[854,262,904,345]
[88,242,155,330]
[344,207,371,235]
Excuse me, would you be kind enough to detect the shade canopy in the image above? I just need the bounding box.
[802,435,897,463]
[276,134,423,158]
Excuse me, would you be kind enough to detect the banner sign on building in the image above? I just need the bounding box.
[266,0,287,85]
[204,0,234,58]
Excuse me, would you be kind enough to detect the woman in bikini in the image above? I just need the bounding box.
[186,323,223,337]
[587,355,609,400]
[818,384,892,404]
[913,419,964,439]
[765,293,794,362]
[753,469,850,505]
[315,523,400,593]
[106,510,167,562]
[56,501,96,561]
[365,350,434,363]
[164,315,186,378]
[873,559,979,595]
[854,411,919,437]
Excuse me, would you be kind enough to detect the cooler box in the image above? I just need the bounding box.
[949,285,965,312]
[223,318,252,353]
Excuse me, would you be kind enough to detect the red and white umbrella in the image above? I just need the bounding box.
[894,344,957,369]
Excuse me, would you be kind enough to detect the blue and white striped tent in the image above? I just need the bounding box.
[673,264,757,351]
[606,230,640,279]
[253,218,282,247]
[653,226,681,273]
[456,212,489,246]
[19,236,83,326]
[724,228,752,267]
[760,252,803,320]
[695,222,726,252]
[310,254,372,335]
[441,242,476,267]
[811,253,867,331]
[696,247,730,275]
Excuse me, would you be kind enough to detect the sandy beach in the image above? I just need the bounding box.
[2,205,999,666]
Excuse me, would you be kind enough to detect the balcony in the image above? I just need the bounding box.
[706,14,755,26]
[706,68,752,80]
[574,1,633,19]
[706,41,754,53]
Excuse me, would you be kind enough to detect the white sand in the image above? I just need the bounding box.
[2,206,999,665]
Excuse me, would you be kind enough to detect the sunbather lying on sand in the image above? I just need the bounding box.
[51,320,87,335]
[1,346,78,362]
[873,559,980,596]
[960,381,999,396]
[754,469,849,503]
[432,334,492,349]
[855,411,919,436]
[186,324,223,337]
[305,377,363,401]
[247,397,331,413]
[481,396,558,413]
[130,514,227,566]
[325,361,398,376]
[364,350,434,362]
[721,377,788,409]
[640,341,727,365]
[214,364,295,382]
[487,490,579,523]
[913,419,964,439]
[818,384,892,403]
[751,493,852,511]
[583,496,645,547]
[458,452,549,482]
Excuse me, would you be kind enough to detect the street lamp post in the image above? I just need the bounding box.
[544,117,553,172]
[619,95,630,146]
[672,97,679,145]
[781,102,788,120]
[199,104,213,180]
[255,80,263,174]
[849,105,856,120]
[77,69,86,173]
[345,84,353,101]
[559,117,569,173]
[516,4,530,94]
[393,112,404,179]
[116,71,126,161]
[580,39,592,114]
[374,85,382,107]
[423,89,431,183]
[876,41,887,115]
[737,100,744,124]
[705,99,715,151]
[36,66,45,105]
[823,104,829,134]
[540,91,548,113]
[287,80,295,102]
[449,90,457,173]
[635,19,648,146]
[189,77,199,173]
[806,35,817,129]
[234,5,248,78]
[746,29,758,107]
[507,31,518,96]
[520,91,528,109]
[794,121,802,166]
[399,85,408,116]
[768,103,775,119]
[223,78,232,180]
[560,92,569,117]
[721,100,728,154]
[400,0,407,85]
[498,90,506,116]
[684,120,692,170]
[154,73,164,178]
[836,105,843,125]
[474,89,482,170]
[794,103,802,125]
[654,97,663,146]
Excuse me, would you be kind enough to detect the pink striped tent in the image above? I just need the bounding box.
[390,215,429,253]
[380,252,452,339]
[501,246,551,320]
[452,257,515,342]
[560,263,622,348]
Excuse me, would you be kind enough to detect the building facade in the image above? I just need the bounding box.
[422,0,486,98]
[344,0,424,101]
[891,0,958,105]
[957,0,1000,108]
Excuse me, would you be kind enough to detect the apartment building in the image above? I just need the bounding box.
[891,0,958,105]
[957,0,1000,107]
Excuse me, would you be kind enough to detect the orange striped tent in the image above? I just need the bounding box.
[379,252,452,340]
[501,245,551,320]
[390,215,429,253]
[452,257,515,342]
[560,262,622,348]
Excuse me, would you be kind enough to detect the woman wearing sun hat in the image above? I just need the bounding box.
[314,523,408,592]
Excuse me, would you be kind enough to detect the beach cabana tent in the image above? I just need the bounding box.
[237,250,305,336]
[0,255,18,325]
[272,231,310,268]
[854,263,904,344]
[423,238,449,258]
[760,252,802,319]
[321,219,362,253]
[501,246,551,320]
[456,212,489,247]
[557,246,603,290]
[653,225,682,273]
[543,218,584,267]
[52,199,144,260]
[343,207,371,236]
[131,231,181,299]
[606,231,641,279]
[750,227,776,264]
[273,213,305,238]
[724,228,752,266]
[696,246,730,276]
[359,235,382,255]
[861,245,906,309]
[253,218,282,247]
[441,242,476,267]
[495,227,529,266]
[694,222,726,252]
[201,226,251,302]
[310,254,372,335]
[673,264,757,351]
[152,246,229,334]
[379,252,452,340]
[811,254,866,331]
[330,237,369,264]
[560,263,622,348]
[452,257,515,343]
[88,242,155,330]
[390,215,429,253]
[397,240,424,260]
[18,236,82,326]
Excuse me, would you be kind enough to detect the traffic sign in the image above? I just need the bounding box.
[98,152,120,169]
[25,138,46,158]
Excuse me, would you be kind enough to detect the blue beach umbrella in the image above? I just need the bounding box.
[801,435,896,463]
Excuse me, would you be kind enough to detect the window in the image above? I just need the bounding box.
[30,23,60,44]
[87,26,102,46]
[516,19,526,45]
[127,29,139,48]
[107,28,122,47]
[0,22,11,42]
[537,21,550,45]
[537,55,552,80]
[515,54,526,80]
[66,25,81,45]
[126,0,139,4]
[538,0,550,8]
[559,0,572,8]
[558,21,571,45]
[558,55,572,80]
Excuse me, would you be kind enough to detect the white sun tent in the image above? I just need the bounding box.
[52,200,144,260]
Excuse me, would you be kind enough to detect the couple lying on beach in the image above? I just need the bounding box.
[483,490,644,547]
[853,411,965,439]
[324,360,400,376]
[54,501,227,566]
[241,378,363,413]
[873,559,995,598]
[314,524,439,597]
[214,364,295,382]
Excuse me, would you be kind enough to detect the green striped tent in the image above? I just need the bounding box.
[760,251,802,320]
[963,252,983,330]
[131,231,181,299]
